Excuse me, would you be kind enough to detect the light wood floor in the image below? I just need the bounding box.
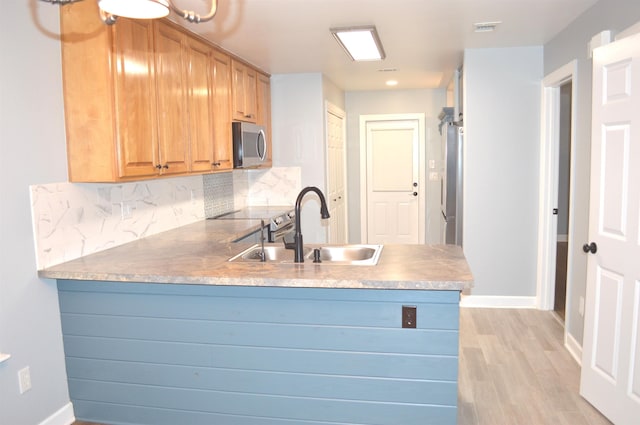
[458,308,611,425]
[74,308,612,425]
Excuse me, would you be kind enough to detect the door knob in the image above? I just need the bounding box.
[412,192,418,197]
[583,242,597,254]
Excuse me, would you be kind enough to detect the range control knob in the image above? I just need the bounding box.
[274,217,283,225]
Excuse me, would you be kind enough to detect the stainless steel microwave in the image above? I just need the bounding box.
[232,122,267,168]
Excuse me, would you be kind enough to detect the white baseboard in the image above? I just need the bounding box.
[39,402,74,425]
[460,295,537,309]
[565,331,583,366]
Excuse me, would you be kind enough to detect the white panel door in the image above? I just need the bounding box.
[326,104,347,244]
[365,119,422,244]
[580,31,640,425]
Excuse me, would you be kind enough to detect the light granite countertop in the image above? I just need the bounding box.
[39,220,474,291]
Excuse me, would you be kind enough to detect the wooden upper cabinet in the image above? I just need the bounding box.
[153,21,190,175]
[112,19,159,179]
[231,59,258,122]
[211,50,233,171]
[185,36,216,173]
[61,0,160,181]
[256,72,273,166]
[60,0,270,181]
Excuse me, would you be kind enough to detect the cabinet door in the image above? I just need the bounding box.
[211,50,233,170]
[256,72,272,166]
[154,22,190,175]
[244,66,258,121]
[113,18,159,178]
[231,60,257,122]
[185,36,214,173]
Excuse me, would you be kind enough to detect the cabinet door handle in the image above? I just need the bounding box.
[155,164,162,170]
[212,162,221,167]
[162,164,169,170]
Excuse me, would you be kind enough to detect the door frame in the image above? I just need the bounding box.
[324,101,348,243]
[359,113,426,244]
[536,60,579,346]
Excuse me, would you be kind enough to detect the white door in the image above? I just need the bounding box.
[326,103,348,244]
[580,32,640,424]
[360,115,425,244]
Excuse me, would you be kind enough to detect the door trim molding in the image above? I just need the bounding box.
[536,60,578,339]
[324,101,348,243]
[359,113,426,244]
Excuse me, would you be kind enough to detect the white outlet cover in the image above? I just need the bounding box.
[18,367,31,394]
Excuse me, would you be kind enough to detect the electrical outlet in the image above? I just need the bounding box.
[402,305,417,328]
[579,296,585,317]
[18,366,31,394]
[121,201,136,220]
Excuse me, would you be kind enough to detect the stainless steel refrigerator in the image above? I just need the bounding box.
[440,118,464,246]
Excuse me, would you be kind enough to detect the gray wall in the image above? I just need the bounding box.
[323,75,346,111]
[544,0,640,346]
[558,82,572,237]
[344,89,446,244]
[0,2,71,424]
[271,73,340,243]
[463,46,543,297]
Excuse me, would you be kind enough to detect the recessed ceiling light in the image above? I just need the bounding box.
[386,80,398,86]
[473,21,501,33]
[330,26,386,61]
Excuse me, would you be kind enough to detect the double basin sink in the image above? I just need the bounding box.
[229,244,384,266]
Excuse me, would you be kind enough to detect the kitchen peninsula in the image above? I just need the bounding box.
[40,220,473,425]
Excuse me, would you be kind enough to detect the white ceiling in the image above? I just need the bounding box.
[174,0,599,91]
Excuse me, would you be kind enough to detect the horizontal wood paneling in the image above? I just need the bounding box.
[63,336,458,380]
[67,358,457,404]
[69,380,455,425]
[73,399,455,425]
[57,279,460,303]
[58,280,459,424]
[60,313,458,355]
[59,291,459,329]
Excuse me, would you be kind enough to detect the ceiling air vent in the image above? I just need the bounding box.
[474,21,501,33]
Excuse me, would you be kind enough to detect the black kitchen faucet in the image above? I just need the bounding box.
[291,186,330,263]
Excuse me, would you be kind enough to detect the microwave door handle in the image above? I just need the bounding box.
[257,129,267,160]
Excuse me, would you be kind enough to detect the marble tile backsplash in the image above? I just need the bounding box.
[31,176,205,270]
[232,167,301,209]
[32,167,301,270]
[203,167,301,217]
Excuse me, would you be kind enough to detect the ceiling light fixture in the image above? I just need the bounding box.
[38,0,218,25]
[386,80,398,86]
[330,26,386,61]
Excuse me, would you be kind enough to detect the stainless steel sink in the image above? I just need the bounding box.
[310,245,383,265]
[228,244,383,265]
[228,245,310,263]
